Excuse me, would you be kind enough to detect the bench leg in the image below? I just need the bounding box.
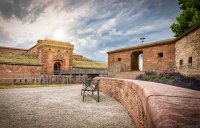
[97,85,99,102]
[82,91,85,102]
[97,89,99,102]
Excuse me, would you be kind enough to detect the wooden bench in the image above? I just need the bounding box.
[81,76,92,95]
[82,79,100,102]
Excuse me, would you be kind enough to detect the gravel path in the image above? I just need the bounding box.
[0,85,135,128]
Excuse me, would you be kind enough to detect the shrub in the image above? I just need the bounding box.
[145,71,157,76]
[136,72,200,91]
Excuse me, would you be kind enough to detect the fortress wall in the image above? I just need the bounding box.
[96,77,200,128]
[175,27,200,78]
[0,63,42,85]
[108,42,175,76]
[0,46,27,55]
[143,43,175,73]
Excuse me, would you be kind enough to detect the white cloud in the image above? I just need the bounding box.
[109,18,173,36]
[97,18,116,35]
[0,0,180,62]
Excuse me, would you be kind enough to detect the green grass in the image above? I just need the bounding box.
[72,58,108,69]
[0,84,79,89]
[0,54,42,65]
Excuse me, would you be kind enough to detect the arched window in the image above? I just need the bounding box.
[54,62,61,74]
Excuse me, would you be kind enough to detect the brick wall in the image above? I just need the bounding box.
[108,50,134,72]
[38,46,73,74]
[27,44,38,57]
[97,78,145,128]
[0,64,42,75]
[96,77,200,128]
[0,47,27,55]
[0,64,42,85]
[73,54,83,59]
[175,27,200,78]
[108,43,175,75]
[27,39,74,74]
[143,43,175,73]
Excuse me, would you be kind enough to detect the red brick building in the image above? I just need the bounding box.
[0,39,74,74]
[0,39,107,85]
[108,24,200,78]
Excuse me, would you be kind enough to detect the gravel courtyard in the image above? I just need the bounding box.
[0,85,135,128]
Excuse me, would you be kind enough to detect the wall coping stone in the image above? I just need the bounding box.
[96,77,200,128]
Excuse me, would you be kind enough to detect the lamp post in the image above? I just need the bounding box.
[140,37,145,44]
[139,37,145,71]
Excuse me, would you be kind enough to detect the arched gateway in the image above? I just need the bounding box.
[54,62,61,74]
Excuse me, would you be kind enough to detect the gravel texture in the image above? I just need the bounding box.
[0,85,135,128]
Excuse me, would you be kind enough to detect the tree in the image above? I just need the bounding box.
[171,0,200,37]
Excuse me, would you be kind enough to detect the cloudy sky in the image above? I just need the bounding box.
[0,0,180,62]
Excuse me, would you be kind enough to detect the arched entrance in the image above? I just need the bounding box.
[139,53,143,71]
[54,62,61,74]
[131,51,143,71]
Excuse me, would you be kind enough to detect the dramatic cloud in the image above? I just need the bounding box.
[0,0,180,62]
[0,0,53,22]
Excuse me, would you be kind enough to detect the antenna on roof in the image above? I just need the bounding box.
[140,37,145,44]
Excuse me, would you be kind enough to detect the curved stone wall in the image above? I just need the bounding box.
[96,77,200,128]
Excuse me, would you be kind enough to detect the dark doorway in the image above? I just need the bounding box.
[54,62,61,74]
[131,51,143,71]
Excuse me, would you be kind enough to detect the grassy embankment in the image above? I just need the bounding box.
[0,54,42,65]
[72,57,107,69]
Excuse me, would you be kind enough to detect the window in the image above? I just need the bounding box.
[188,57,192,65]
[58,50,60,52]
[49,48,51,51]
[158,53,163,58]
[118,58,121,62]
[179,59,183,67]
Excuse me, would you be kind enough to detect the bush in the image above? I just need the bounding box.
[137,71,159,81]
[136,72,200,91]
[145,71,157,76]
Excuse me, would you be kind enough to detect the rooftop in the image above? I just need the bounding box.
[0,53,107,69]
[40,39,73,46]
[73,53,83,56]
[107,39,175,53]
[0,46,27,51]
[72,57,108,69]
[0,54,42,66]
[29,39,74,50]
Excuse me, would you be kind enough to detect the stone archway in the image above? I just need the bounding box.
[54,62,61,74]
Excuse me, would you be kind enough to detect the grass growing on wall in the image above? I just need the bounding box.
[72,58,107,69]
[0,84,79,89]
[0,54,42,65]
